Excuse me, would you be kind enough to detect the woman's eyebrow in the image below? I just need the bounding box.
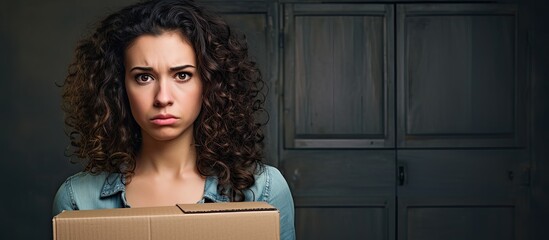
[129,66,153,72]
[129,65,195,72]
[170,65,196,71]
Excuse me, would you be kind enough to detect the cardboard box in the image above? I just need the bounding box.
[52,202,280,240]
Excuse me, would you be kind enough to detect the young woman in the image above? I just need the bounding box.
[52,0,295,239]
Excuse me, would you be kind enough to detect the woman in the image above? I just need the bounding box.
[52,0,295,239]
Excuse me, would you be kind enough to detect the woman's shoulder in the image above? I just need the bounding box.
[62,171,113,190]
[246,164,291,202]
[255,164,286,186]
[52,171,122,216]
[61,171,125,199]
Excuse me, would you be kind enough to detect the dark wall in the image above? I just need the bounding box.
[0,1,136,238]
[528,0,549,238]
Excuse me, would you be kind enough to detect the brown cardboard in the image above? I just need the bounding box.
[52,202,280,240]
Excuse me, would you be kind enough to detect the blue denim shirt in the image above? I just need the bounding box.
[53,165,295,240]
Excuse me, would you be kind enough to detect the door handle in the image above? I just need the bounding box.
[398,164,407,186]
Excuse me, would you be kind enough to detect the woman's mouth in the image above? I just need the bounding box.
[150,114,178,125]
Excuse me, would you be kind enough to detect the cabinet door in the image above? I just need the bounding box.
[396,4,529,240]
[282,4,396,240]
[203,1,280,166]
[283,3,395,149]
[397,4,526,148]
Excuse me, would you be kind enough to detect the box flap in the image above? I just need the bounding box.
[177,202,277,214]
[53,206,182,219]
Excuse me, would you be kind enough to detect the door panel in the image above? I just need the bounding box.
[296,206,388,240]
[281,149,396,240]
[397,4,525,148]
[397,149,528,240]
[403,204,514,240]
[282,150,395,197]
[294,16,384,136]
[294,196,394,240]
[406,15,515,135]
[284,3,395,148]
[397,149,523,197]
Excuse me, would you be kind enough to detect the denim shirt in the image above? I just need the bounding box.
[53,165,295,240]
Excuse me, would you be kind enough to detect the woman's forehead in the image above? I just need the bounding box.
[124,31,196,68]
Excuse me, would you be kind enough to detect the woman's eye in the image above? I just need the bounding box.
[135,74,153,83]
[176,72,192,81]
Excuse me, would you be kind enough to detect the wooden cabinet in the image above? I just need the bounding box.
[205,1,529,239]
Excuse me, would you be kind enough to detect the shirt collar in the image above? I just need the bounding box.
[202,176,230,203]
[100,173,125,198]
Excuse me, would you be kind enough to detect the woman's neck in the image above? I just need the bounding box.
[136,130,198,178]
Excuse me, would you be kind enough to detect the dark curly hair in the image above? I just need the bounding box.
[62,0,266,201]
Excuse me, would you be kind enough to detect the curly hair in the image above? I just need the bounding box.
[62,0,266,201]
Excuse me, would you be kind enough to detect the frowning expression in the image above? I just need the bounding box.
[124,31,202,142]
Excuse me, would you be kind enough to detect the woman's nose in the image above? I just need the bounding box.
[153,79,174,107]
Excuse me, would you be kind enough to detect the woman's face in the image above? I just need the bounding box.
[124,31,202,142]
